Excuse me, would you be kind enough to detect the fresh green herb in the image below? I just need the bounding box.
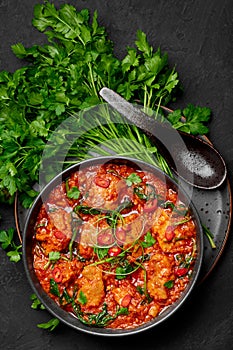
[78,290,87,305]
[173,217,191,226]
[44,251,61,269]
[166,104,211,135]
[37,317,60,331]
[162,201,175,210]
[175,253,194,269]
[74,200,132,232]
[30,294,59,331]
[74,205,101,216]
[0,228,22,262]
[106,200,133,228]
[161,201,188,216]
[48,274,128,328]
[0,2,212,209]
[0,2,181,207]
[126,173,142,186]
[48,251,61,261]
[202,224,216,249]
[134,184,157,201]
[141,231,156,248]
[66,185,80,200]
[73,302,128,327]
[115,260,135,279]
[30,293,46,310]
[49,278,76,307]
[136,286,144,295]
[134,186,148,200]
[94,247,109,259]
[136,268,152,303]
[164,280,174,289]
[49,278,60,297]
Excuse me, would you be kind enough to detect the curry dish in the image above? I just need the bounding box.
[32,161,197,329]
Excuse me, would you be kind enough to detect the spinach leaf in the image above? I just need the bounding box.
[37,318,60,331]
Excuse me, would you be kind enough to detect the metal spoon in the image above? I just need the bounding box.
[99,87,227,189]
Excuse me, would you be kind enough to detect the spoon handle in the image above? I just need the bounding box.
[99,87,186,169]
[99,87,227,189]
[99,87,173,138]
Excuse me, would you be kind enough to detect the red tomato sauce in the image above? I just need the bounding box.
[32,162,197,329]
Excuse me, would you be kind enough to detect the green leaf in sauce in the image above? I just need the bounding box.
[50,278,60,297]
[73,302,128,327]
[78,290,87,305]
[141,231,156,248]
[44,251,61,269]
[67,186,80,199]
[126,173,142,186]
[164,280,174,289]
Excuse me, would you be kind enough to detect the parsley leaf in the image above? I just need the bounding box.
[167,104,211,135]
[0,228,22,262]
[78,290,87,305]
[44,251,61,269]
[30,293,46,310]
[115,260,134,279]
[66,186,80,199]
[126,173,142,186]
[141,231,156,248]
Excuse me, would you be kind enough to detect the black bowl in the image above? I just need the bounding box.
[22,156,203,336]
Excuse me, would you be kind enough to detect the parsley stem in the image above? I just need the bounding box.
[88,63,98,97]
[202,224,216,249]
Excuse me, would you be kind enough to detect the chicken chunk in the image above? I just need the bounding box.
[77,266,105,307]
[147,252,174,300]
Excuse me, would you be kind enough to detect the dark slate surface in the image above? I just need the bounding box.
[0,1,233,349]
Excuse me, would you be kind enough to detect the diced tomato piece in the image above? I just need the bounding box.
[175,267,188,277]
[52,267,63,283]
[143,198,157,213]
[94,176,110,188]
[165,226,175,241]
[108,246,122,257]
[121,294,132,307]
[54,230,66,240]
[97,231,114,246]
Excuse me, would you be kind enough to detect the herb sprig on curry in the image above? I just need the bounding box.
[33,161,197,329]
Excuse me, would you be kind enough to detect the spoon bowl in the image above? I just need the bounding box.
[99,87,227,190]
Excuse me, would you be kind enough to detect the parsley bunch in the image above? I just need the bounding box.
[0,2,180,207]
[0,1,211,208]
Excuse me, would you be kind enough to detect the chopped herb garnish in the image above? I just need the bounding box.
[164,280,174,289]
[115,260,135,279]
[78,291,87,305]
[67,186,81,199]
[44,251,61,270]
[141,231,156,248]
[126,173,142,186]
[73,302,128,327]
[50,278,60,297]
[94,247,109,259]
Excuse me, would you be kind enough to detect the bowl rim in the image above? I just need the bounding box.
[22,156,204,336]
